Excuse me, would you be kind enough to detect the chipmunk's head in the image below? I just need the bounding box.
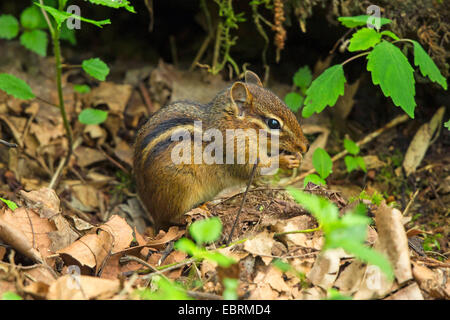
[227,71,309,161]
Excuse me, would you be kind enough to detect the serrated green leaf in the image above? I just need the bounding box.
[286,188,339,225]
[367,41,416,118]
[78,108,108,125]
[344,156,358,173]
[343,138,359,155]
[34,3,111,29]
[0,15,19,39]
[303,173,326,187]
[348,28,381,52]
[312,148,332,179]
[189,217,222,245]
[293,66,312,89]
[380,30,399,41]
[87,0,136,13]
[412,40,447,90]
[73,84,91,93]
[0,73,35,100]
[338,15,391,28]
[20,6,48,29]
[284,92,303,112]
[82,58,110,81]
[20,30,48,57]
[303,65,346,118]
[355,156,366,172]
[0,197,18,211]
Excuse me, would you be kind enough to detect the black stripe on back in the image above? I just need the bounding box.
[140,117,194,150]
[144,131,194,167]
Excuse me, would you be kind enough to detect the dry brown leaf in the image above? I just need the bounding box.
[73,146,106,167]
[353,264,396,299]
[71,184,99,211]
[243,231,276,265]
[48,214,79,252]
[47,275,120,300]
[403,106,445,176]
[272,215,316,249]
[374,201,412,284]
[23,281,50,299]
[384,283,423,300]
[334,260,367,295]
[87,82,132,114]
[146,226,185,250]
[307,248,346,290]
[299,125,330,171]
[19,188,60,219]
[412,262,449,299]
[0,207,56,261]
[101,215,134,254]
[113,139,133,167]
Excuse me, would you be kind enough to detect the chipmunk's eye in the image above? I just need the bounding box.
[267,118,281,130]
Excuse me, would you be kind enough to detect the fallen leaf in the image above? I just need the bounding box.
[384,283,423,300]
[47,275,120,300]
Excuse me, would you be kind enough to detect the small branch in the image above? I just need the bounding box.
[39,0,54,36]
[341,51,370,66]
[227,161,259,244]
[282,114,410,186]
[0,139,17,148]
[274,227,320,237]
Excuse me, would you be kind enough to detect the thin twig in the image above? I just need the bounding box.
[38,0,54,36]
[0,139,17,148]
[227,161,259,244]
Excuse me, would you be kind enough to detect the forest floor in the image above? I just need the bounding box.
[0,42,448,300]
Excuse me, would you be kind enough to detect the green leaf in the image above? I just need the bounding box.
[60,22,77,45]
[223,278,238,300]
[73,84,91,94]
[136,276,192,300]
[380,30,399,41]
[2,292,22,300]
[445,119,450,130]
[286,188,339,226]
[331,240,394,280]
[412,40,447,90]
[327,288,352,300]
[87,0,136,13]
[174,238,199,256]
[78,108,108,125]
[20,30,48,57]
[82,58,110,81]
[0,73,35,100]
[0,197,18,211]
[303,65,346,118]
[355,156,367,172]
[0,15,19,39]
[34,3,111,29]
[348,28,381,52]
[272,259,292,272]
[338,15,391,28]
[189,217,222,245]
[343,138,359,155]
[312,148,332,179]
[284,92,303,112]
[202,251,235,267]
[293,66,312,89]
[20,6,48,29]
[367,41,416,118]
[303,173,326,187]
[344,156,358,173]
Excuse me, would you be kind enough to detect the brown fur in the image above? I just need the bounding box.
[134,71,308,230]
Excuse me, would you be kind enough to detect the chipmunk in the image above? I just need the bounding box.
[134,71,308,230]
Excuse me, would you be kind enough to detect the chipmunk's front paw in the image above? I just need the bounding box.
[279,153,301,169]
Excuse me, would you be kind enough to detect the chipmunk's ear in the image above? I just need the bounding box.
[230,82,253,116]
[245,70,263,87]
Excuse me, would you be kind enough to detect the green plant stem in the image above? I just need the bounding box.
[341,51,370,66]
[49,27,73,189]
[274,227,321,237]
